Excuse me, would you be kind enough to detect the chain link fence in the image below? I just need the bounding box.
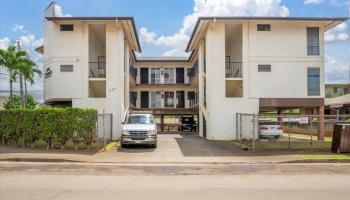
[236,113,350,151]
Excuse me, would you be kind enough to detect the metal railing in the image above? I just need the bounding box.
[129,64,137,81]
[188,61,199,82]
[89,62,106,78]
[326,92,348,98]
[225,62,242,78]
[188,99,198,108]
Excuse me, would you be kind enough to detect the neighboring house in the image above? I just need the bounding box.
[37,2,347,140]
[325,83,350,116]
[325,83,350,98]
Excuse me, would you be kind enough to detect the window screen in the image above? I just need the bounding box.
[307,68,320,96]
[258,65,271,72]
[60,65,73,72]
[257,24,270,31]
[307,27,319,55]
[60,24,74,31]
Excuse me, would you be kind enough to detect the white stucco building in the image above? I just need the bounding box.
[38,3,347,140]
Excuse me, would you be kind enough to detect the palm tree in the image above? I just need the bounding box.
[18,60,41,107]
[0,44,35,108]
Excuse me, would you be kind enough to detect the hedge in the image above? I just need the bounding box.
[0,108,98,150]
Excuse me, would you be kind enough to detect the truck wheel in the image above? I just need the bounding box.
[121,143,127,148]
[152,143,157,148]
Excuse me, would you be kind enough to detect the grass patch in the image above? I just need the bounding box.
[255,141,331,150]
[295,154,350,160]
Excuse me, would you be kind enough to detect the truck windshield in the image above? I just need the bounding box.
[127,116,154,124]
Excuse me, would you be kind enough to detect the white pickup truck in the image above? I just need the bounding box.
[120,114,157,148]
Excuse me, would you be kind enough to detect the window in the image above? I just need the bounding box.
[258,65,271,72]
[60,24,74,31]
[164,92,175,108]
[150,68,160,84]
[164,68,175,84]
[307,68,320,96]
[60,65,73,72]
[307,27,320,56]
[150,91,161,108]
[257,24,270,31]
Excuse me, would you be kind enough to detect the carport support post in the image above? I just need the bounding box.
[317,106,325,141]
[252,114,256,151]
[160,115,164,132]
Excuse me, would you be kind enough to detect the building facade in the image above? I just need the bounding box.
[39,3,347,140]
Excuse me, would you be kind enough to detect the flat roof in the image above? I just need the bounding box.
[46,16,141,52]
[186,16,349,52]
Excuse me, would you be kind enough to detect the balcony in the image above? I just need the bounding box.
[188,61,199,83]
[225,62,242,78]
[89,62,106,78]
[326,92,348,98]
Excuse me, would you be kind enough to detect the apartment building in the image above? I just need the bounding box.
[38,3,347,140]
[130,56,199,130]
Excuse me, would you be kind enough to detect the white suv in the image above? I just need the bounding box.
[120,114,157,148]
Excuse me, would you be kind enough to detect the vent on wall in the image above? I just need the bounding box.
[257,24,270,31]
[60,65,73,72]
[258,65,271,72]
[60,24,74,31]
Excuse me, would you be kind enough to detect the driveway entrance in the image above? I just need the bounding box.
[94,132,290,163]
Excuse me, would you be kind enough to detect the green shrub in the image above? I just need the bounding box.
[0,107,98,150]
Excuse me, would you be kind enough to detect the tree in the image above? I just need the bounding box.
[0,45,37,109]
[17,58,41,108]
[3,95,37,109]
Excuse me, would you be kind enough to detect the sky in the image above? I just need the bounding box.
[0,0,349,92]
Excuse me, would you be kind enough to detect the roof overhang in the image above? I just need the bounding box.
[45,17,141,52]
[35,45,44,54]
[186,16,349,52]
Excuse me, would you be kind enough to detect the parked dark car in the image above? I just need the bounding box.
[178,116,197,132]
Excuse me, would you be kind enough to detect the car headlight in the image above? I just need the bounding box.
[122,130,129,135]
[148,130,157,135]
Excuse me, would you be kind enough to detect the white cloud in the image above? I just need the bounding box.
[0,37,11,49]
[54,4,72,17]
[141,0,289,56]
[325,55,350,83]
[140,28,157,44]
[325,22,349,43]
[32,38,44,48]
[18,34,44,48]
[303,0,323,4]
[19,34,35,46]
[12,24,27,33]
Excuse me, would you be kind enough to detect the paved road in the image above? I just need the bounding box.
[1,162,350,200]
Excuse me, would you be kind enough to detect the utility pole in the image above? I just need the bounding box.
[16,41,25,108]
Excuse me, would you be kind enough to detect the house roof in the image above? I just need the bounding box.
[186,16,349,52]
[45,17,141,52]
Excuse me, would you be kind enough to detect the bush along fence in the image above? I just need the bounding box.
[0,108,98,150]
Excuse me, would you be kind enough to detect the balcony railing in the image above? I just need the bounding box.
[188,61,199,82]
[129,65,137,81]
[188,99,198,108]
[326,92,348,98]
[89,62,106,78]
[225,62,242,78]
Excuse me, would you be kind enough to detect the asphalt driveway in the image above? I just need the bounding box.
[93,133,295,163]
